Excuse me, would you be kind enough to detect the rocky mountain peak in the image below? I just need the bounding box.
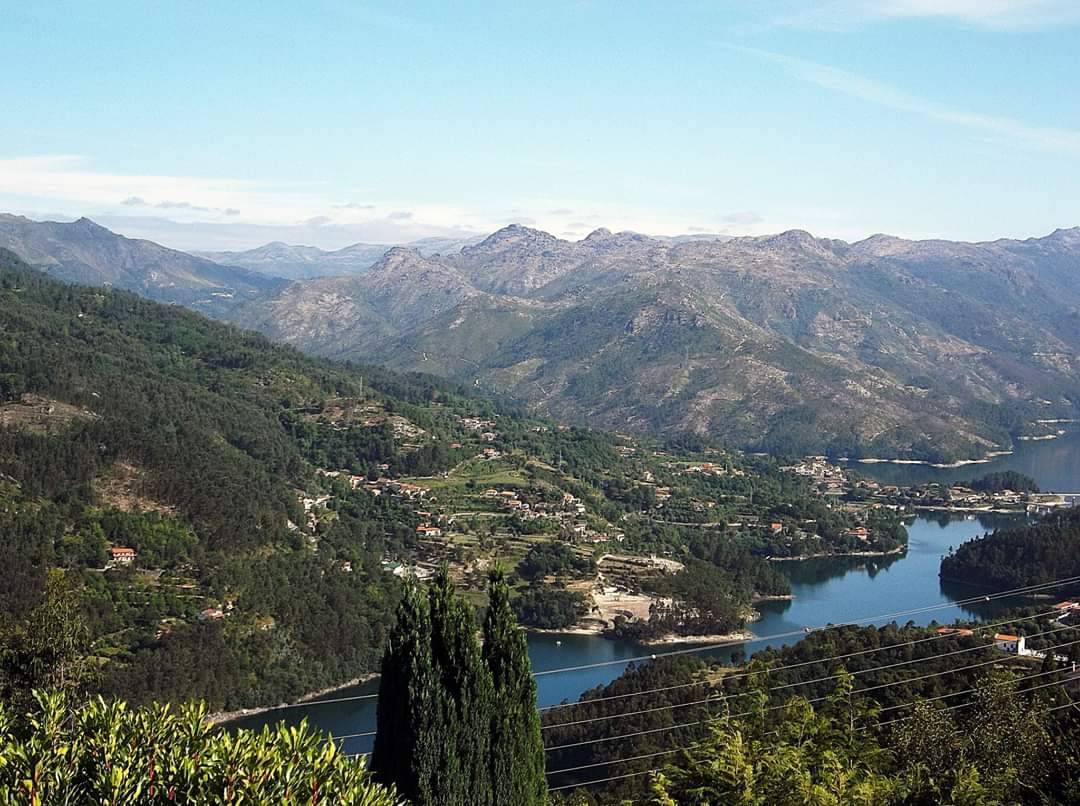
[72,217,111,235]
[465,224,560,254]
[761,229,818,247]
[373,246,423,268]
[850,233,911,257]
[1046,226,1080,246]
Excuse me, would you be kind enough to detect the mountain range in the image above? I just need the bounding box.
[5,214,1080,461]
[195,234,486,279]
[227,223,1080,461]
[0,214,284,314]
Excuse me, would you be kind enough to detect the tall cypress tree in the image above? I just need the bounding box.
[373,567,495,806]
[371,580,437,803]
[428,565,493,805]
[483,568,547,805]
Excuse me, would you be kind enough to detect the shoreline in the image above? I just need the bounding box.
[527,624,757,646]
[639,630,755,646]
[209,673,380,726]
[844,449,1014,469]
[527,625,607,637]
[768,545,907,562]
[912,504,1027,514]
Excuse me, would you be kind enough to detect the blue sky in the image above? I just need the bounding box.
[1,0,1078,249]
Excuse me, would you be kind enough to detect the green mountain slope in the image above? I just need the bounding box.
[0,248,905,711]
[229,224,1080,462]
[0,248,504,710]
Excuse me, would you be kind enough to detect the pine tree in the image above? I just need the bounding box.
[483,568,547,806]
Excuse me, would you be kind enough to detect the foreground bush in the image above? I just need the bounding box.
[0,691,400,805]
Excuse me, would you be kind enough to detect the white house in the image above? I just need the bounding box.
[994,633,1026,654]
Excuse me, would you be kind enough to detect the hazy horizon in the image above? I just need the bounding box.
[2,1,1078,250]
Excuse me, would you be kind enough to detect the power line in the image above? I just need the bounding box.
[547,742,707,777]
[548,767,656,793]
[546,717,704,753]
[543,635,1080,752]
[331,729,377,742]
[540,607,1065,716]
[542,633,1080,732]
[546,664,1078,791]
[532,575,1080,677]
[326,614,1080,756]
[876,663,1079,726]
[236,576,1080,715]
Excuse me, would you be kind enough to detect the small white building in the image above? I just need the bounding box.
[109,546,137,566]
[994,633,1026,654]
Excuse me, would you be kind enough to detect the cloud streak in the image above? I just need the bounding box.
[779,0,1080,30]
[0,155,892,248]
[733,45,1080,154]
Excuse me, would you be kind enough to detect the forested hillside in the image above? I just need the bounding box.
[941,507,1080,588]
[546,619,1080,803]
[0,248,908,714]
[0,248,504,710]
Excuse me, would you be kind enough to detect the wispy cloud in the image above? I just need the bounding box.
[0,156,484,247]
[733,45,1080,154]
[721,211,764,226]
[779,0,1080,30]
[0,154,891,248]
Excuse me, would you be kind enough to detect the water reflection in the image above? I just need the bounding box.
[852,427,1080,491]
[226,512,1040,754]
[779,552,905,588]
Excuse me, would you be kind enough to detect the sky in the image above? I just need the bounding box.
[1,0,1078,250]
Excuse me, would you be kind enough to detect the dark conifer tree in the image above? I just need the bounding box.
[371,580,437,803]
[483,568,546,806]
[427,565,493,806]
[373,567,496,806]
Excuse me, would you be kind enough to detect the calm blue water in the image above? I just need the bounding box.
[231,433,1080,753]
[230,513,1032,754]
[850,427,1080,491]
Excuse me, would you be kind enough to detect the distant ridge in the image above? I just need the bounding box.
[0,214,283,314]
[197,234,485,280]
[225,222,1080,461]
[7,211,1080,461]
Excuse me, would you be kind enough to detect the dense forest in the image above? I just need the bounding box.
[966,470,1040,493]
[0,249,909,714]
[941,507,1080,588]
[546,618,1080,803]
[0,249,504,710]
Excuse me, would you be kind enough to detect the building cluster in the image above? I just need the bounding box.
[380,559,434,581]
[338,474,431,502]
[483,488,624,544]
[782,457,846,497]
[782,455,1073,516]
[299,494,332,531]
[937,617,1077,666]
[872,482,1064,514]
[458,416,496,431]
[109,546,137,566]
[681,461,745,478]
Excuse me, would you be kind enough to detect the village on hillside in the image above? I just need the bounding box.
[784,457,1071,516]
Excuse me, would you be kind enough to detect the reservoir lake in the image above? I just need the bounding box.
[232,433,1080,756]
